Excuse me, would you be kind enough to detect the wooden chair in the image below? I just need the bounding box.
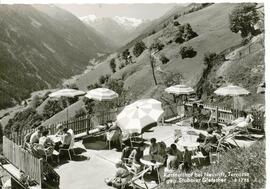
[58,133,75,162]
[125,167,153,189]
[129,133,143,148]
[44,146,54,162]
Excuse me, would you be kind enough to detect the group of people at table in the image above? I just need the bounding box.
[105,103,255,188]
[25,124,73,161]
[106,137,194,188]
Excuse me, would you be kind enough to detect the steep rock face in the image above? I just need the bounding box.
[0,5,111,108]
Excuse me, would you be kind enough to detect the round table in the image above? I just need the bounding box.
[48,135,62,143]
[140,159,163,184]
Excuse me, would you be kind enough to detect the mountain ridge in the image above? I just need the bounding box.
[0,4,112,109]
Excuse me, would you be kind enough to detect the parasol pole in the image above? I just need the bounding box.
[66,107,69,127]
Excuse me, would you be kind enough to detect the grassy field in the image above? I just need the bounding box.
[114,4,242,100]
[75,4,242,99]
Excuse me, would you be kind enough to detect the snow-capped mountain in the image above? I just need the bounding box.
[80,15,150,47]
[80,15,144,30]
[113,16,143,30]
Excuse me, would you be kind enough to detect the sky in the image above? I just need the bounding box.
[56,4,178,20]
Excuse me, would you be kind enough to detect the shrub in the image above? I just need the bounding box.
[182,23,198,41]
[149,30,156,36]
[163,23,167,28]
[74,108,86,118]
[162,71,183,87]
[229,3,260,38]
[133,41,146,57]
[167,40,173,44]
[173,14,179,20]
[66,83,79,90]
[5,107,43,134]
[87,83,101,90]
[99,74,110,85]
[105,74,111,82]
[160,55,170,64]
[109,58,116,73]
[82,97,95,114]
[119,63,125,70]
[178,24,185,33]
[175,33,185,44]
[43,100,63,120]
[179,46,197,59]
[173,21,180,26]
[150,41,165,52]
[99,75,106,84]
[160,140,265,189]
[174,23,198,44]
[250,108,265,131]
[122,49,131,65]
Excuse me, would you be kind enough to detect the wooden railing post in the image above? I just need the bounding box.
[215,106,219,123]
[39,158,43,189]
[86,114,91,135]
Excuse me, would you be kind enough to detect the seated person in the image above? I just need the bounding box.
[55,123,64,136]
[60,128,72,149]
[236,112,254,128]
[182,146,192,172]
[39,130,55,156]
[204,128,217,144]
[192,103,200,127]
[206,110,215,128]
[105,160,131,188]
[157,141,167,164]
[198,128,218,165]
[227,111,247,126]
[196,133,206,143]
[170,144,183,168]
[149,138,159,161]
[30,126,44,144]
[121,145,132,164]
[54,128,72,151]
[165,147,178,170]
[223,111,254,134]
[106,124,123,150]
[197,105,209,127]
[212,124,223,140]
[129,143,145,173]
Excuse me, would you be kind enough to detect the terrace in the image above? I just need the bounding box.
[1,102,264,189]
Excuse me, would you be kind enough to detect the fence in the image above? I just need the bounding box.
[7,114,93,146]
[6,103,238,146]
[6,108,122,146]
[185,103,239,123]
[3,136,43,187]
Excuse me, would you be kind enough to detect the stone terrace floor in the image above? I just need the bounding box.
[54,123,257,189]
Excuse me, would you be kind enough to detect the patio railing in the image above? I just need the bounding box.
[184,103,240,123]
[6,103,239,146]
[3,136,43,187]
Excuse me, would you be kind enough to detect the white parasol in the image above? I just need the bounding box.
[165,84,194,95]
[116,99,164,134]
[49,88,85,122]
[85,88,118,101]
[214,85,250,109]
